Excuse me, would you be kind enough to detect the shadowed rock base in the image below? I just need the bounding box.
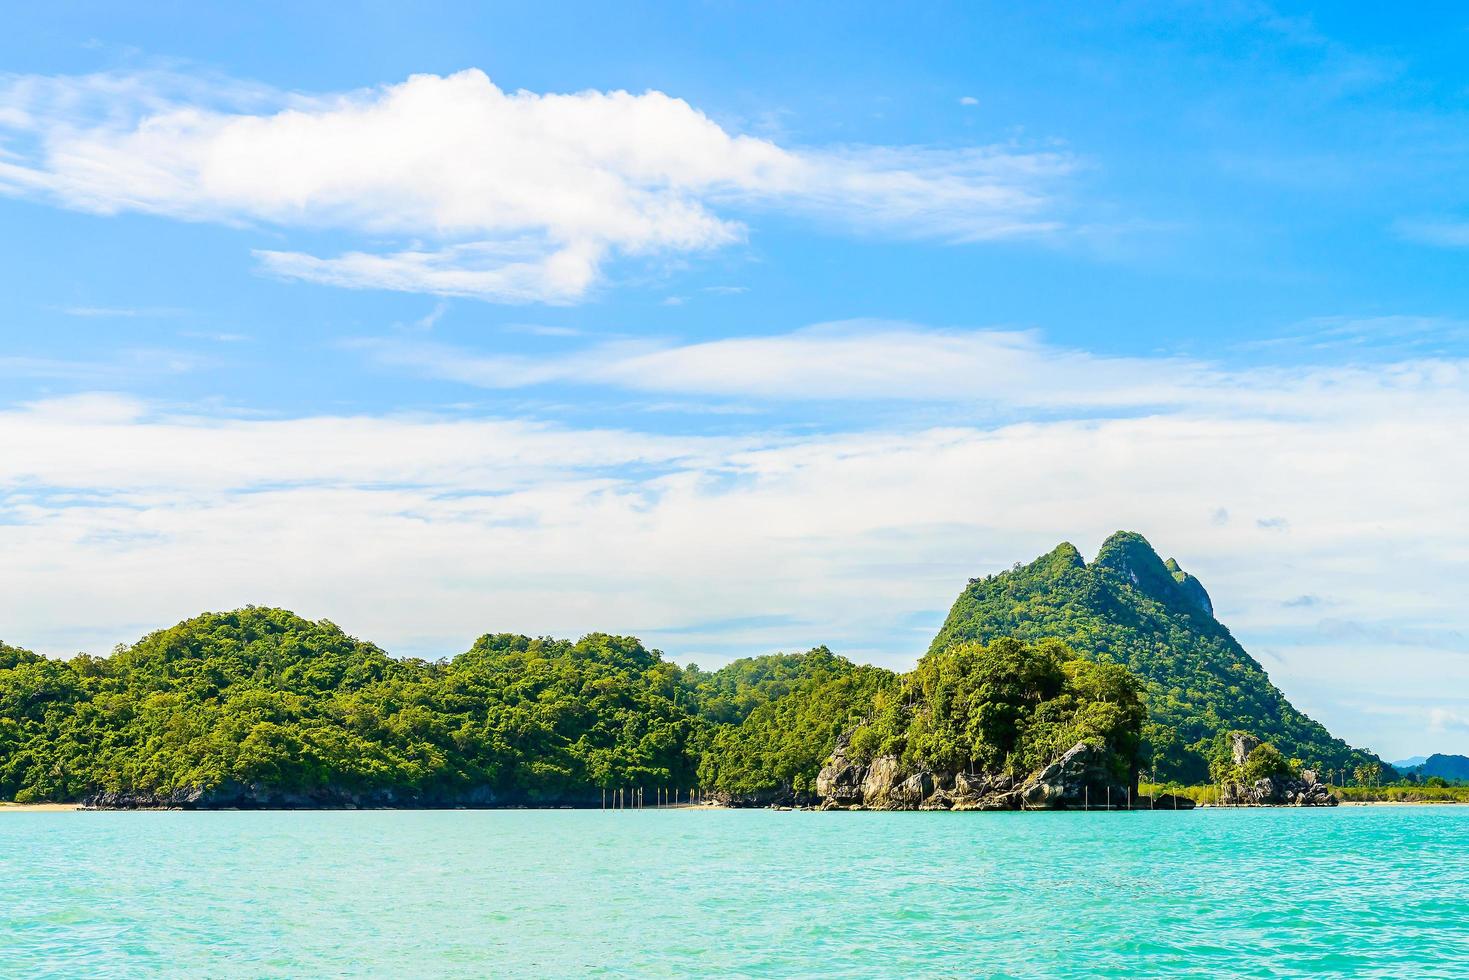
[814,737,1187,811]
[1219,770,1338,806]
[84,783,607,809]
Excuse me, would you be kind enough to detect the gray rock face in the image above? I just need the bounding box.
[81,781,619,810]
[1164,557,1215,617]
[1218,774,1337,806]
[707,785,814,808]
[1017,742,1114,809]
[1231,732,1262,766]
[815,740,1137,812]
[815,734,868,806]
[861,755,904,806]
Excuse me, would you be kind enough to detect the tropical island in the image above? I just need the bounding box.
[0,531,1454,810]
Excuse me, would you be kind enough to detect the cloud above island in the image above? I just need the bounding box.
[0,68,1075,303]
[354,319,1469,422]
[2,333,1467,763]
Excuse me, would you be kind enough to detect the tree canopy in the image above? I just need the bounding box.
[847,637,1145,784]
[0,610,706,804]
[929,532,1383,782]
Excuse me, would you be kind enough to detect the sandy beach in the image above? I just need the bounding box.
[0,802,81,812]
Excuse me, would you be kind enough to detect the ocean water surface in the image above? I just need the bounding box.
[4,805,1467,977]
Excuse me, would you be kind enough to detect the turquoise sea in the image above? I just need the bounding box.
[4,806,1467,977]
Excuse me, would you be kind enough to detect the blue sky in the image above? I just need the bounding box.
[2,2,1467,759]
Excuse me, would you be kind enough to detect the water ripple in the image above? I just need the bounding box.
[3,806,1468,977]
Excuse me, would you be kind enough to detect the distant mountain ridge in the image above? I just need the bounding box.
[929,531,1384,782]
[1397,754,1469,782]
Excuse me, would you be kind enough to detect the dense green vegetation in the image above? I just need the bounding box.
[930,531,1383,782]
[696,649,896,800]
[0,610,910,806]
[0,532,1399,805]
[1331,784,1469,803]
[0,610,707,805]
[1142,781,1469,806]
[845,637,1145,784]
[1206,733,1298,786]
[2,610,1146,807]
[1396,753,1469,783]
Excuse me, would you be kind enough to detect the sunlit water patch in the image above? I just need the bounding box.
[4,806,1468,977]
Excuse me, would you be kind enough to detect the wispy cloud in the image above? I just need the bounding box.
[0,349,203,382]
[356,321,1206,408]
[2,339,1467,690]
[0,68,1077,304]
[59,305,189,318]
[352,319,1469,424]
[179,330,249,343]
[1239,315,1469,356]
[1395,218,1469,249]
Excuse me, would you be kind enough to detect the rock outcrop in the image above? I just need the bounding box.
[1219,768,1337,806]
[1164,557,1214,617]
[814,738,1177,811]
[1217,732,1337,805]
[83,782,593,810]
[1231,731,1262,766]
[706,786,813,808]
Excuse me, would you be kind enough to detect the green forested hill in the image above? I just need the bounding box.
[2,534,1390,806]
[845,637,1145,786]
[0,610,904,806]
[929,531,1382,781]
[695,648,897,801]
[0,609,708,805]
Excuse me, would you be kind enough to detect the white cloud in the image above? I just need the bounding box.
[356,321,1201,406]
[0,349,204,382]
[1395,218,1469,248]
[59,305,188,318]
[0,68,1074,303]
[3,343,1469,760]
[355,320,1469,423]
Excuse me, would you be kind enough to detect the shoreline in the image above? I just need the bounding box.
[2,799,1458,812]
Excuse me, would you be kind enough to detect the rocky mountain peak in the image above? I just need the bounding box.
[1166,558,1215,617]
[1091,531,1176,593]
[1090,531,1214,618]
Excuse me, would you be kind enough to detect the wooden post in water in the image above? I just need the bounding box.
[1084,785,1088,811]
